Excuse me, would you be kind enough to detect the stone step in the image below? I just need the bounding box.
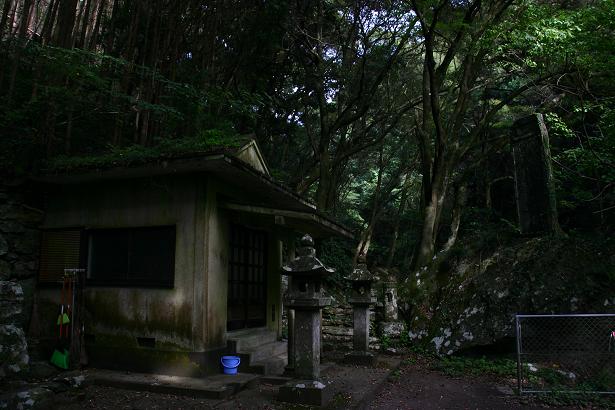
[252,353,287,376]
[87,369,259,399]
[227,329,277,352]
[246,341,287,365]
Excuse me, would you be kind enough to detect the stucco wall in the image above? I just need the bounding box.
[266,238,283,335]
[38,176,204,353]
[202,178,229,349]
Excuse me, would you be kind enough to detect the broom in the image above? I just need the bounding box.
[50,275,70,369]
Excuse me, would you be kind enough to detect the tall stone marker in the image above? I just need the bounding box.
[344,255,376,365]
[511,113,561,235]
[278,234,333,406]
[378,270,405,346]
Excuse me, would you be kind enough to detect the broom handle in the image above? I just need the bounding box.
[70,275,75,337]
[59,276,65,338]
[66,275,72,338]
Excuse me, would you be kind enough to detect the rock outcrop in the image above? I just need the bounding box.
[406,234,615,355]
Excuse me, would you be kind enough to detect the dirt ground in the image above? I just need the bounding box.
[367,365,530,410]
[365,356,614,410]
[50,355,613,410]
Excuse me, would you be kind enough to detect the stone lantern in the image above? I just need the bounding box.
[345,255,377,365]
[278,234,333,406]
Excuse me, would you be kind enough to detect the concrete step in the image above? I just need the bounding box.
[87,369,259,399]
[253,353,287,376]
[246,341,287,365]
[227,329,277,352]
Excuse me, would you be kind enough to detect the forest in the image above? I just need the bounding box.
[1,0,615,407]
[0,0,614,342]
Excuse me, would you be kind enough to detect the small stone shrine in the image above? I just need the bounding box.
[344,255,377,365]
[278,234,333,406]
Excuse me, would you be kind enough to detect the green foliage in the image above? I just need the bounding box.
[380,333,392,350]
[0,40,262,176]
[547,106,615,223]
[532,391,615,409]
[525,366,615,408]
[319,237,355,287]
[388,369,403,382]
[398,327,412,347]
[433,356,517,378]
[46,130,243,171]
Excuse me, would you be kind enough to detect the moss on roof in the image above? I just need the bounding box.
[46,130,248,173]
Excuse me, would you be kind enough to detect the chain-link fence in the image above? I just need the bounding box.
[516,314,615,394]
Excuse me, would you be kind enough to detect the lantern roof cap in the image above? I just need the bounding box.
[345,255,375,282]
[282,234,335,276]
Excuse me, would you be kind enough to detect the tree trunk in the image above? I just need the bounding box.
[315,151,332,211]
[41,0,58,45]
[77,0,92,48]
[7,0,17,36]
[0,0,13,40]
[386,176,411,268]
[6,0,34,102]
[65,106,73,154]
[414,159,449,268]
[54,0,78,48]
[87,0,105,51]
[443,181,467,252]
[354,146,385,262]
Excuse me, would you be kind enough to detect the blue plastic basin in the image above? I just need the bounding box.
[221,355,241,375]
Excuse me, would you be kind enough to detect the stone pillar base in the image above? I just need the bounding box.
[278,379,331,406]
[344,350,376,366]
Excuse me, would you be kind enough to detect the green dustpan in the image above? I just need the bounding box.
[50,349,69,369]
[57,313,70,325]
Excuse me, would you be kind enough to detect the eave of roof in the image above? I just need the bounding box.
[220,202,353,239]
[34,152,354,240]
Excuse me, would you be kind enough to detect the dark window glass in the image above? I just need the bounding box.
[88,226,175,288]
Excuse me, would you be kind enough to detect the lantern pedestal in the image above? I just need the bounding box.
[278,234,333,406]
[278,379,332,407]
[344,256,377,366]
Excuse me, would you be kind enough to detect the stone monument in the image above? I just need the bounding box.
[278,234,333,406]
[511,114,561,235]
[344,255,377,365]
[378,271,405,346]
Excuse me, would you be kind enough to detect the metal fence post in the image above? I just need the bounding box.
[515,314,522,395]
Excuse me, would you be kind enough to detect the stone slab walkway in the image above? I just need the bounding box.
[51,355,402,409]
[86,369,260,399]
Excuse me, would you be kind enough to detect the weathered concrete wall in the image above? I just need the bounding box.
[38,176,202,354]
[0,183,44,380]
[266,238,283,336]
[203,178,229,349]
